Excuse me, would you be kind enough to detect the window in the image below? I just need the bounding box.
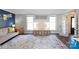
[26,16,34,30]
[26,16,56,31]
[49,16,56,30]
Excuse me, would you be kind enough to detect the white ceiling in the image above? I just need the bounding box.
[4,9,70,15]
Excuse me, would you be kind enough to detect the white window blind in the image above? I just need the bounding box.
[26,16,34,30]
[49,16,56,30]
[26,16,56,31]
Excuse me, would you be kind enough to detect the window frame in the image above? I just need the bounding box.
[48,16,56,30]
[26,15,34,31]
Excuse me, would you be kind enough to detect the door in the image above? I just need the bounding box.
[71,17,76,35]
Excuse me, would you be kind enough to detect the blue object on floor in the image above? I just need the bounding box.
[69,36,79,49]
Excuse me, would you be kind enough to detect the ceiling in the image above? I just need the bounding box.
[4,9,71,15]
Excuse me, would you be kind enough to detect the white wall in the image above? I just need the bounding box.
[56,15,62,33]
[15,14,66,34]
[34,15,61,33]
[15,14,26,32]
[57,14,69,36]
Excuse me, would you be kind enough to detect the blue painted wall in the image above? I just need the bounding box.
[0,9,15,28]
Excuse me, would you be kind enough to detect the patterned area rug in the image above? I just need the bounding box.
[0,35,68,49]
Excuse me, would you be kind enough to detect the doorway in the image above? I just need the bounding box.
[71,17,76,35]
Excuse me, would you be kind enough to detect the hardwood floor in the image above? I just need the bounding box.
[57,35,70,47]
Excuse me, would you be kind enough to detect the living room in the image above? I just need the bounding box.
[0,9,79,49]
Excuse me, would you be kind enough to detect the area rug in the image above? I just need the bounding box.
[0,35,68,49]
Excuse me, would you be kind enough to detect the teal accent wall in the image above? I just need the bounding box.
[0,9,15,28]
